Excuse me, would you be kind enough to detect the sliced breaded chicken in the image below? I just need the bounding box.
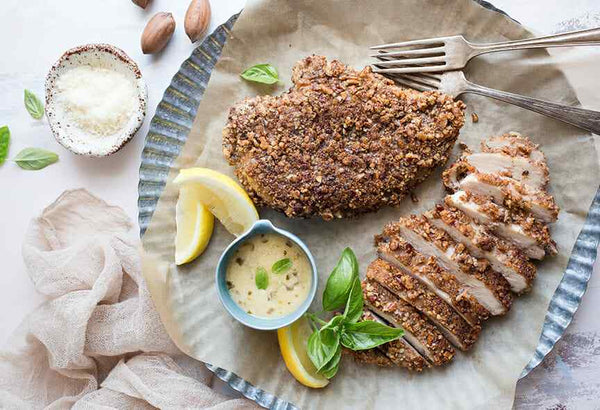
[454,173,559,223]
[345,347,394,367]
[360,310,430,371]
[376,237,489,326]
[480,132,546,163]
[367,259,480,351]
[382,215,513,316]
[445,191,557,259]
[363,280,455,366]
[443,151,549,192]
[425,205,536,293]
[443,133,557,222]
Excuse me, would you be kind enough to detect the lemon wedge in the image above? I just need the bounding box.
[175,185,215,265]
[173,168,259,236]
[277,317,329,388]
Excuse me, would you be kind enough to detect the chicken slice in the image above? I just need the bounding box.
[480,132,546,163]
[363,280,455,366]
[445,191,557,259]
[425,205,536,293]
[376,237,489,326]
[360,309,431,371]
[455,173,559,223]
[443,152,549,192]
[345,347,394,367]
[381,215,513,315]
[367,259,480,351]
[443,133,557,222]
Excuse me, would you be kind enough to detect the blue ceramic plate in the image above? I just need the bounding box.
[138,6,600,409]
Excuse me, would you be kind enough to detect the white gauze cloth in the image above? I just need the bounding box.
[0,189,257,410]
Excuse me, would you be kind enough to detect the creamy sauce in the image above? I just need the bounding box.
[226,233,312,318]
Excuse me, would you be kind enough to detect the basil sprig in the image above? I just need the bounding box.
[0,126,10,164]
[240,63,279,85]
[305,248,404,379]
[24,89,44,120]
[14,147,59,170]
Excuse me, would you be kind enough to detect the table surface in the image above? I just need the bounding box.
[1,1,599,408]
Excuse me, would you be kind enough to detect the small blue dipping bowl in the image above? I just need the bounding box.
[215,219,318,330]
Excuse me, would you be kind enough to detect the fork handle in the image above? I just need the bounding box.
[464,81,600,135]
[471,27,600,55]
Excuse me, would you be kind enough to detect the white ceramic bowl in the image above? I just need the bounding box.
[45,44,147,157]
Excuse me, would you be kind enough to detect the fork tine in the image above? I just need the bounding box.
[372,56,446,67]
[411,72,442,81]
[370,46,445,59]
[372,65,447,74]
[385,75,434,92]
[371,37,445,50]
[399,73,441,88]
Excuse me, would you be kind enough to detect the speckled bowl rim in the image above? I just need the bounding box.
[45,43,148,157]
[215,219,319,331]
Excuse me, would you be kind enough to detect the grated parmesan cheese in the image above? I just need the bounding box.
[55,65,138,137]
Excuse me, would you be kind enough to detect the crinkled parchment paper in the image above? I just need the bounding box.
[141,0,600,408]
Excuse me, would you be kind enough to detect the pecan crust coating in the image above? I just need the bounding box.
[223,55,466,219]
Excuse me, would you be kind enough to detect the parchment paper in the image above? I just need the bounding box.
[141,0,600,408]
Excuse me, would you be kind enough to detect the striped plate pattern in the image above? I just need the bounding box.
[521,186,600,377]
[137,5,600,408]
[138,14,239,235]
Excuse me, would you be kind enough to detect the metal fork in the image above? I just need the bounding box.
[391,71,600,135]
[371,27,600,74]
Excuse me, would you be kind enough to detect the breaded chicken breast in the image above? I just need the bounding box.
[223,55,466,220]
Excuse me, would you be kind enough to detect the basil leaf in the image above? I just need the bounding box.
[255,267,269,290]
[14,148,58,170]
[340,320,404,351]
[342,275,363,324]
[319,343,341,379]
[24,89,44,120]
[240,63,279,85]
[322,247,359,311]
[307,327,339,372]
[0,126,10,165]
[272,258,292,274]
